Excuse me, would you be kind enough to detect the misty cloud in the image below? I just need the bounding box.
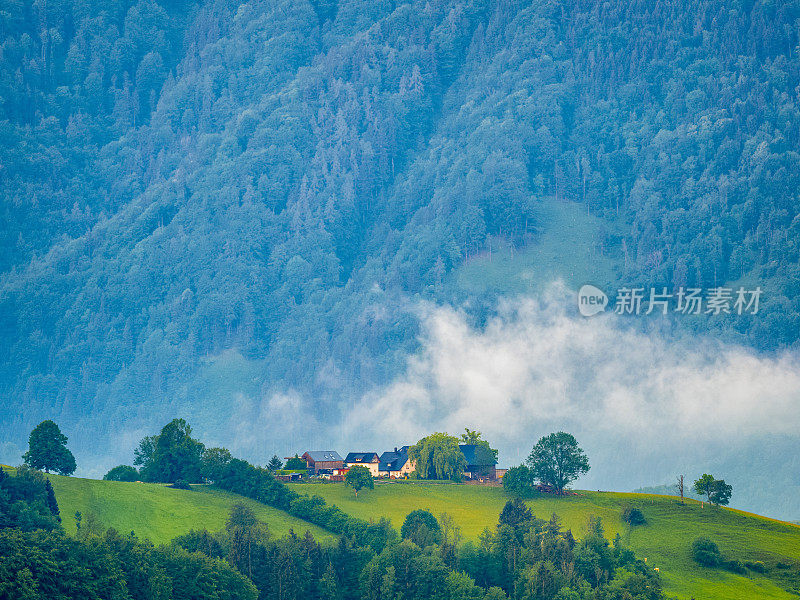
[223,391,326,457]
[348,284,800,512]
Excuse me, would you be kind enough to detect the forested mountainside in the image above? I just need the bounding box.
[2,0,800,474]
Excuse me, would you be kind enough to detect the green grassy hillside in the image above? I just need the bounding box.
[48,475,334,545]
[14,468,800,599]
[288,482,800,600]
[450,199,619,295]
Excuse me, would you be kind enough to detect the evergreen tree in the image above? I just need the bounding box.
[43,479,61,522]
[267,455,283,471]
[498,498,533,532]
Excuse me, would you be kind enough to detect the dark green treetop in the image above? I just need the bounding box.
[22,420,76,475]
[526,432,590,495]
[344,464,374,497]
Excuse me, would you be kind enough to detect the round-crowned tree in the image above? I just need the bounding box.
[22,420,76,475]
[344,465,374,497]
[401,509,442,548]
[526,432,589,495]
[134,419,205,483]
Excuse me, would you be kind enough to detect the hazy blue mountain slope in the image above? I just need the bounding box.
[2,0,800,519]
[2,0,503,450]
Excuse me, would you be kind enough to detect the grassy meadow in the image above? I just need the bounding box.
[289,481,800,600]
[10,464,798,600]
[449,198,619,295]
[48,474,333,545]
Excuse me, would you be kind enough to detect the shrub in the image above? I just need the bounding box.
[725,559,746,574]
[103,465,139,482]
[745,561,767,573]
[212,455,396,552]
[621,507,646,525]
[171,479,191,490]
[692,537,723,567]
[503,464,535,497]
[289,494,326,520]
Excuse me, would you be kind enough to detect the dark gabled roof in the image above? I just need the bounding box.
[459,444,496,467]
[303,450,343,462]
[345,452,379,463]
[378,446,410,471]
[378,458,399,471]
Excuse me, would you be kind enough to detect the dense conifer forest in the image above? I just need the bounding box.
[2,0,800,515]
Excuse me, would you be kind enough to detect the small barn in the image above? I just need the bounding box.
[301,450,344,474]
[459,444,497,480]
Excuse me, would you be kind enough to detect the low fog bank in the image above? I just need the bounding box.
[342,285,800,520]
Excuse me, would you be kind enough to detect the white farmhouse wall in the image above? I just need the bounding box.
[346,461,380,476]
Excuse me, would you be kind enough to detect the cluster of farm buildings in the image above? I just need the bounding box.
[280,445,507,482]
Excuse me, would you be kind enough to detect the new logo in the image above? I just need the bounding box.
[577,285,608,317]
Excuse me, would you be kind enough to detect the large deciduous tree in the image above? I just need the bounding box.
[202,447,233,483]
[409,432,466,481]
[460,428,498,459]
[709,480,733,507]
[22,420,76,475]
[134,419,205,484]
[526,432,589,495]
[694,474,732,506]
[693,474,715,504]
[460,428,499,477]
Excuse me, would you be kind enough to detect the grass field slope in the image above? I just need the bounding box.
[289,482,800,600]
[450,199,618,296]
[47,474,334,545]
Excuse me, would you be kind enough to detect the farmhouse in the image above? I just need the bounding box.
[378,446,415,478]
[292,443,500,481]
[301,450,343,474]
[459,444,497,480]
[344,452,381,476]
